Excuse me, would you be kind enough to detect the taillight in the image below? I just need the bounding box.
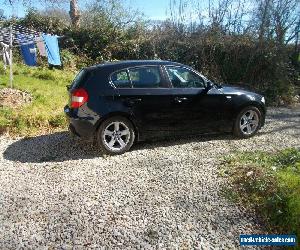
[71,88,88,108]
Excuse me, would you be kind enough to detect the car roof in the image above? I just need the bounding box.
[86,60,186,72]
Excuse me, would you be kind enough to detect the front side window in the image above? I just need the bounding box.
[111,70,131,88]
[128,67,161,88]
[166,66,205,88]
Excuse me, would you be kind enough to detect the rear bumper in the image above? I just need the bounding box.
[64,105,95,139]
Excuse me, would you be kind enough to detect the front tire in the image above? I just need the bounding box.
[233,106,262,138]
[97,116,135,155]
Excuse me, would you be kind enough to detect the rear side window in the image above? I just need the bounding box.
[71,69,90,90]
[129,67,161,88]
[111,70,131,88]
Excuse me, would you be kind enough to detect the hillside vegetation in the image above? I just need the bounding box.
[0,63,74,135]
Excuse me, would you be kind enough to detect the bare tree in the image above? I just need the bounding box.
[5,0,81,27]
[272,0,299,45]
[223,0,251,34]
[255,0,273,45]
[209,0,230,29]
[168,0,252,35]
[69,0,80,27]
[168,0,192,26]
[253,0,300,46]
[294,15,300,53]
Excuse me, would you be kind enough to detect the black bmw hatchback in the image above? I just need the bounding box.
[64,60,266,155]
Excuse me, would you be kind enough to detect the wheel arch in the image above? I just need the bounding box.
[235,101,265,118]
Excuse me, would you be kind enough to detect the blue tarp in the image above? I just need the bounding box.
[42,34,61,66]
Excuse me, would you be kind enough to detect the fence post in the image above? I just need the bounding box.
[9,25,13,88]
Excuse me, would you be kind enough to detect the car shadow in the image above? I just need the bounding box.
[3,131,100,163]
[133,132,234,151]
[3,131,235,163]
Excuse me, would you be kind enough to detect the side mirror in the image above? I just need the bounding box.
[206,80,213,90]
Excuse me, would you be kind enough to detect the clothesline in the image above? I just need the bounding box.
[0,24,64,46]
[11,36,64,47]
[0,24,63,88]
[0,24,62,63]
[0,25,39,46]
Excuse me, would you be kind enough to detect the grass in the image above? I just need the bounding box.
[0,62,75,135]
[221,148,300,245]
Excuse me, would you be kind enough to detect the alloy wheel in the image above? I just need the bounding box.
[239,110,259,135]
[103,121,131,151]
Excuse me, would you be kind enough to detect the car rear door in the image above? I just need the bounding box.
[111,65,175,132]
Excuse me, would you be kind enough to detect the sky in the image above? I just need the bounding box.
[130,0,171,20]
[0,0,173,20]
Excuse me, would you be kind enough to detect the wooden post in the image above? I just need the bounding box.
[9,25,13,88]
[70,0,81,28]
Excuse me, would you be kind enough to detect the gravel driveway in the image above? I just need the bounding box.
[0,107,299,249]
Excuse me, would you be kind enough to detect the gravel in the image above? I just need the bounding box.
[0,107,299,249]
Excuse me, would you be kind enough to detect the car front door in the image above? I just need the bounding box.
[164,65,227,134]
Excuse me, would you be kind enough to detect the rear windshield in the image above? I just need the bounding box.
[70,69,90,91]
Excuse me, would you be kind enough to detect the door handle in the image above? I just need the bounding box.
[129,98,142,102]
[174,97,188,103]
[124,98,142,106]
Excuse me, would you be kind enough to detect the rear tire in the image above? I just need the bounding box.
[233,106,262,138]
[97,116,135,155]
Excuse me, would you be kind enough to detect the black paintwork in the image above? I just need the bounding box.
[64,60,266,140]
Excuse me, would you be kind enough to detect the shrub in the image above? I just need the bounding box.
[222,149,300,239]
[32,70,56,81]
[49,114,66,128]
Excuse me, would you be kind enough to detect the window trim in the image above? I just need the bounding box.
[109,65,169,89]
[163,65,207,89]
[109,69,132,89]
